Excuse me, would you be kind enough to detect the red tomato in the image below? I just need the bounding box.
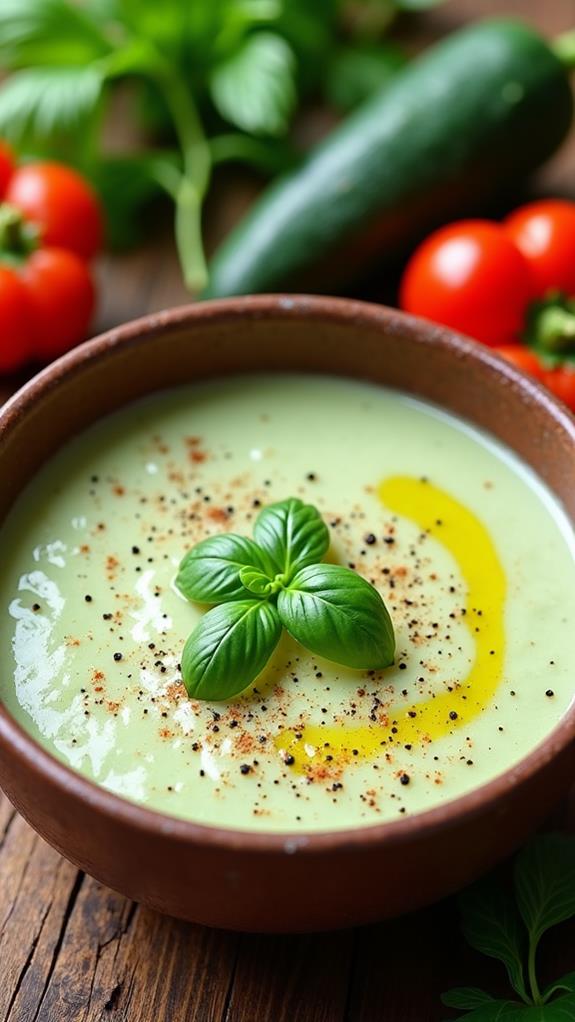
[0,141,15,198]
[542,366,575,412]
[504,199,575,299]
[400,220,532,346]
[0,266,33,373]
[6,162,103,260]
[21,248,95,360]
[493,344,545,380]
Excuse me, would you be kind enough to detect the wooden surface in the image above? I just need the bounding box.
[1,1,575,1019]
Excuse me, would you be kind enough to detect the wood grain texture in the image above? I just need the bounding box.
[1,1,575,1018]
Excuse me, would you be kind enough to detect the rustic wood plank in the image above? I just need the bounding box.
[0,795,81,1022]
[225,930,355,1022]
[36,882,237,1022]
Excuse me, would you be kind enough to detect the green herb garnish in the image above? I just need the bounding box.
[442,834,575,1021]
[176,496,395,701]
[0,0,445,278]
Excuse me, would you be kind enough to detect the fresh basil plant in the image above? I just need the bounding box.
[176,497,395,701]
[442,833,575,1021]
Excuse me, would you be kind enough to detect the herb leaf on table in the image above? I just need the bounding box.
[441,834,575,1022]
[515,835,575,944]
[459,878,529,1002]
[442,990,499,1011]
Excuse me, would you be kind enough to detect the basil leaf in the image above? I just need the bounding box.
[458,879,529,1003]
[514,835,575,946]
[254,497,329,578]
[176,534,273,604]
[442,1004,540,1021]
[441,989,497,1011]
[181,600,281,701]
[277,564,394,670]
[239,565,273,597]
[543,973,575,1002]
[534,992,575,1021]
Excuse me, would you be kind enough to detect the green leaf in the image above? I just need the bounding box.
[0,67,103,147]
[181,599,281,700]
[543,972,575,997]
[443,1004,543,1021]
[253,497,329,578]
[176,533,273,604]
[536,992,575,1021]
[325,42,405,112]
[514,835,575,946]
[277,563,395,670]
[544,973,575,1002]
[0,0,111,67]
[117,0,188,61]
[395,0,448,8]
[209,132,297,174]
[239,566,273,597]
[88,154,174,249]
[459,879,529,1003]
[446,992,575,1020]
[210,31,296,136]
[442,988,497,1010]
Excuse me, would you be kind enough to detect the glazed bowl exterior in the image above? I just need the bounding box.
[0,295,573,932]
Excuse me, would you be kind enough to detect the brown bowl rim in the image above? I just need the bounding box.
[1,293,574,855]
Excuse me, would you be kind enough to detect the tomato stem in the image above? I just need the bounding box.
[553,30,575,69]
[0,204,38,264]
[530,301,575,353]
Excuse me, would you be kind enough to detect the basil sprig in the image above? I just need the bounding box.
[177,497,395,701]
[442,833,575,1021]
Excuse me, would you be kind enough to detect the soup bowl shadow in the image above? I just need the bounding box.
[0,295,573,933]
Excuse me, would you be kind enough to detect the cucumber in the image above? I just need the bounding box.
[203,20,573,298]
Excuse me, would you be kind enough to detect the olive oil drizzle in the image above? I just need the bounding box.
[275,476,506,770]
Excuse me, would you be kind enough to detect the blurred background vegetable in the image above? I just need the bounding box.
[0,0,440,292]
[399,219,533,347]
[400,199,575,412]
[0,150,98,370]
[203,20,574,299]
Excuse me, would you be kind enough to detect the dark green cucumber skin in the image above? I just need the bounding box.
[203,19,573,299]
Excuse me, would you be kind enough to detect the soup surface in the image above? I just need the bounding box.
[0,374,573,832]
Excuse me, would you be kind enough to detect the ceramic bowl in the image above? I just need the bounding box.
[0,295,574,932]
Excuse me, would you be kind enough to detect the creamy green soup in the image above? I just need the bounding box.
[0,375,573,832]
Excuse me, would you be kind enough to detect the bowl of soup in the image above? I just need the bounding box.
[0,295,573,932]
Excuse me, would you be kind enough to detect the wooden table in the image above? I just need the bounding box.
[1,2,574,1019]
